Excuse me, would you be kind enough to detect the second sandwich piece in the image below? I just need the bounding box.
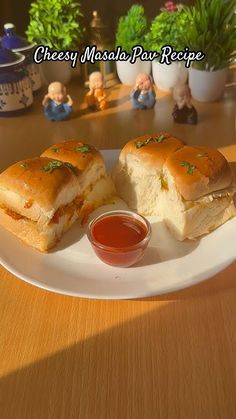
[113,134,236,240]
[41,139,115,224]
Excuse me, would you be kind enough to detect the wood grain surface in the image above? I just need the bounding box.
[0,77,235,419]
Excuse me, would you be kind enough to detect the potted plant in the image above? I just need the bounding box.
[115,5,150,85]
[146,2,190,91]
[26,0,84,84]
[184,0,236,102]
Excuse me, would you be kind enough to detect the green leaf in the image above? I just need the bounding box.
[42,160,78,175]
[42,160,63,173]
[184,0,236,69]
[75,145,91,153]
[156,134,165,143]
[180,161,196,175]
[26,0,84,48]
[115,5,148,53]
[146,7,191,52]
[135,141,144,149]
[135,134,168,149]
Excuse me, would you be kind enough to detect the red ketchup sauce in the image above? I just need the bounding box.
[90,214,149,267]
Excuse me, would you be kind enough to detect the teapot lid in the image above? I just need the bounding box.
[1,23,35,51]
[0,42,25,67]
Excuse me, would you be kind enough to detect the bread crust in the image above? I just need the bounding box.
[165,146,233,200]
[114,136,236,240]
[0,157,79,214]
[41,139,104,170]
[0,140,115,251]
[119,133,185,169]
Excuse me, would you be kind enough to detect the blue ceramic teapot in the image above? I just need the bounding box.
[0,44,33,115]
[1,23,42,93]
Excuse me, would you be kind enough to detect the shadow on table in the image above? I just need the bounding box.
[0,261,235,419]
[108,95,130,109]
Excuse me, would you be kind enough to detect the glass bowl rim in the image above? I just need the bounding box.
[87,210,152,252]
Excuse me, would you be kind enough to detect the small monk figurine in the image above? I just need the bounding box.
[172,84,198,125]
[42,81,73,121]
[130,73,156,110]
[85,71,107,111]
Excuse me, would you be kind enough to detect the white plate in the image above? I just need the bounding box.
[0,149,235,299]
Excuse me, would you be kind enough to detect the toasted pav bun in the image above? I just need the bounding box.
[42,139,116,223]
[0,157,81,251]
[0,141,116,251]
[165,145,233,201]
[0,157,79,223]
[113,135,236,240]
[113,133,185,215]
[41,139,104,170]
[119,133,185,169]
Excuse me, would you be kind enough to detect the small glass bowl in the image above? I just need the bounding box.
[87,210,151,267]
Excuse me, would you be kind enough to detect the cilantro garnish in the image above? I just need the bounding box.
[136,141,143,149]
[135,134,167,149]
[156,134,165,143]
[180,161,196,175]
[75,145,90,153]
[42,160,78,175]
[51,147,60,153]
[20,162,28,168]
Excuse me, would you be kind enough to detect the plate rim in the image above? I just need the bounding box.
[0,252,235,299]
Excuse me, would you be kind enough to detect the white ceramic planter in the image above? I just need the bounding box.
[152,61,188,92]
[189,67,228,102]
[41,61,72,85]
[116,58,151,85]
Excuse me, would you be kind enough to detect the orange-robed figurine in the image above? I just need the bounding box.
[85,71,107,111]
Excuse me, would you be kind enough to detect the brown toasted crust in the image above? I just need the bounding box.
[120,133,185,169]
[0,157,77,209]
[41,139,104,170]
[165,146,233,200]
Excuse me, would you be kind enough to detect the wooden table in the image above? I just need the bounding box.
[0,79,235,419]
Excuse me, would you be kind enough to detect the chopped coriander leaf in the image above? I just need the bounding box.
[135,134,167,148]
[188,165,196,175]
[180,161,196,175]
[42,160,78,175]
[75,145,90,153]
[135,141,144,149]
[43,161,63,173]
[156,134,165,143]
[51,147,60,153]
[180,161,188,167]
[20,162,28,168]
